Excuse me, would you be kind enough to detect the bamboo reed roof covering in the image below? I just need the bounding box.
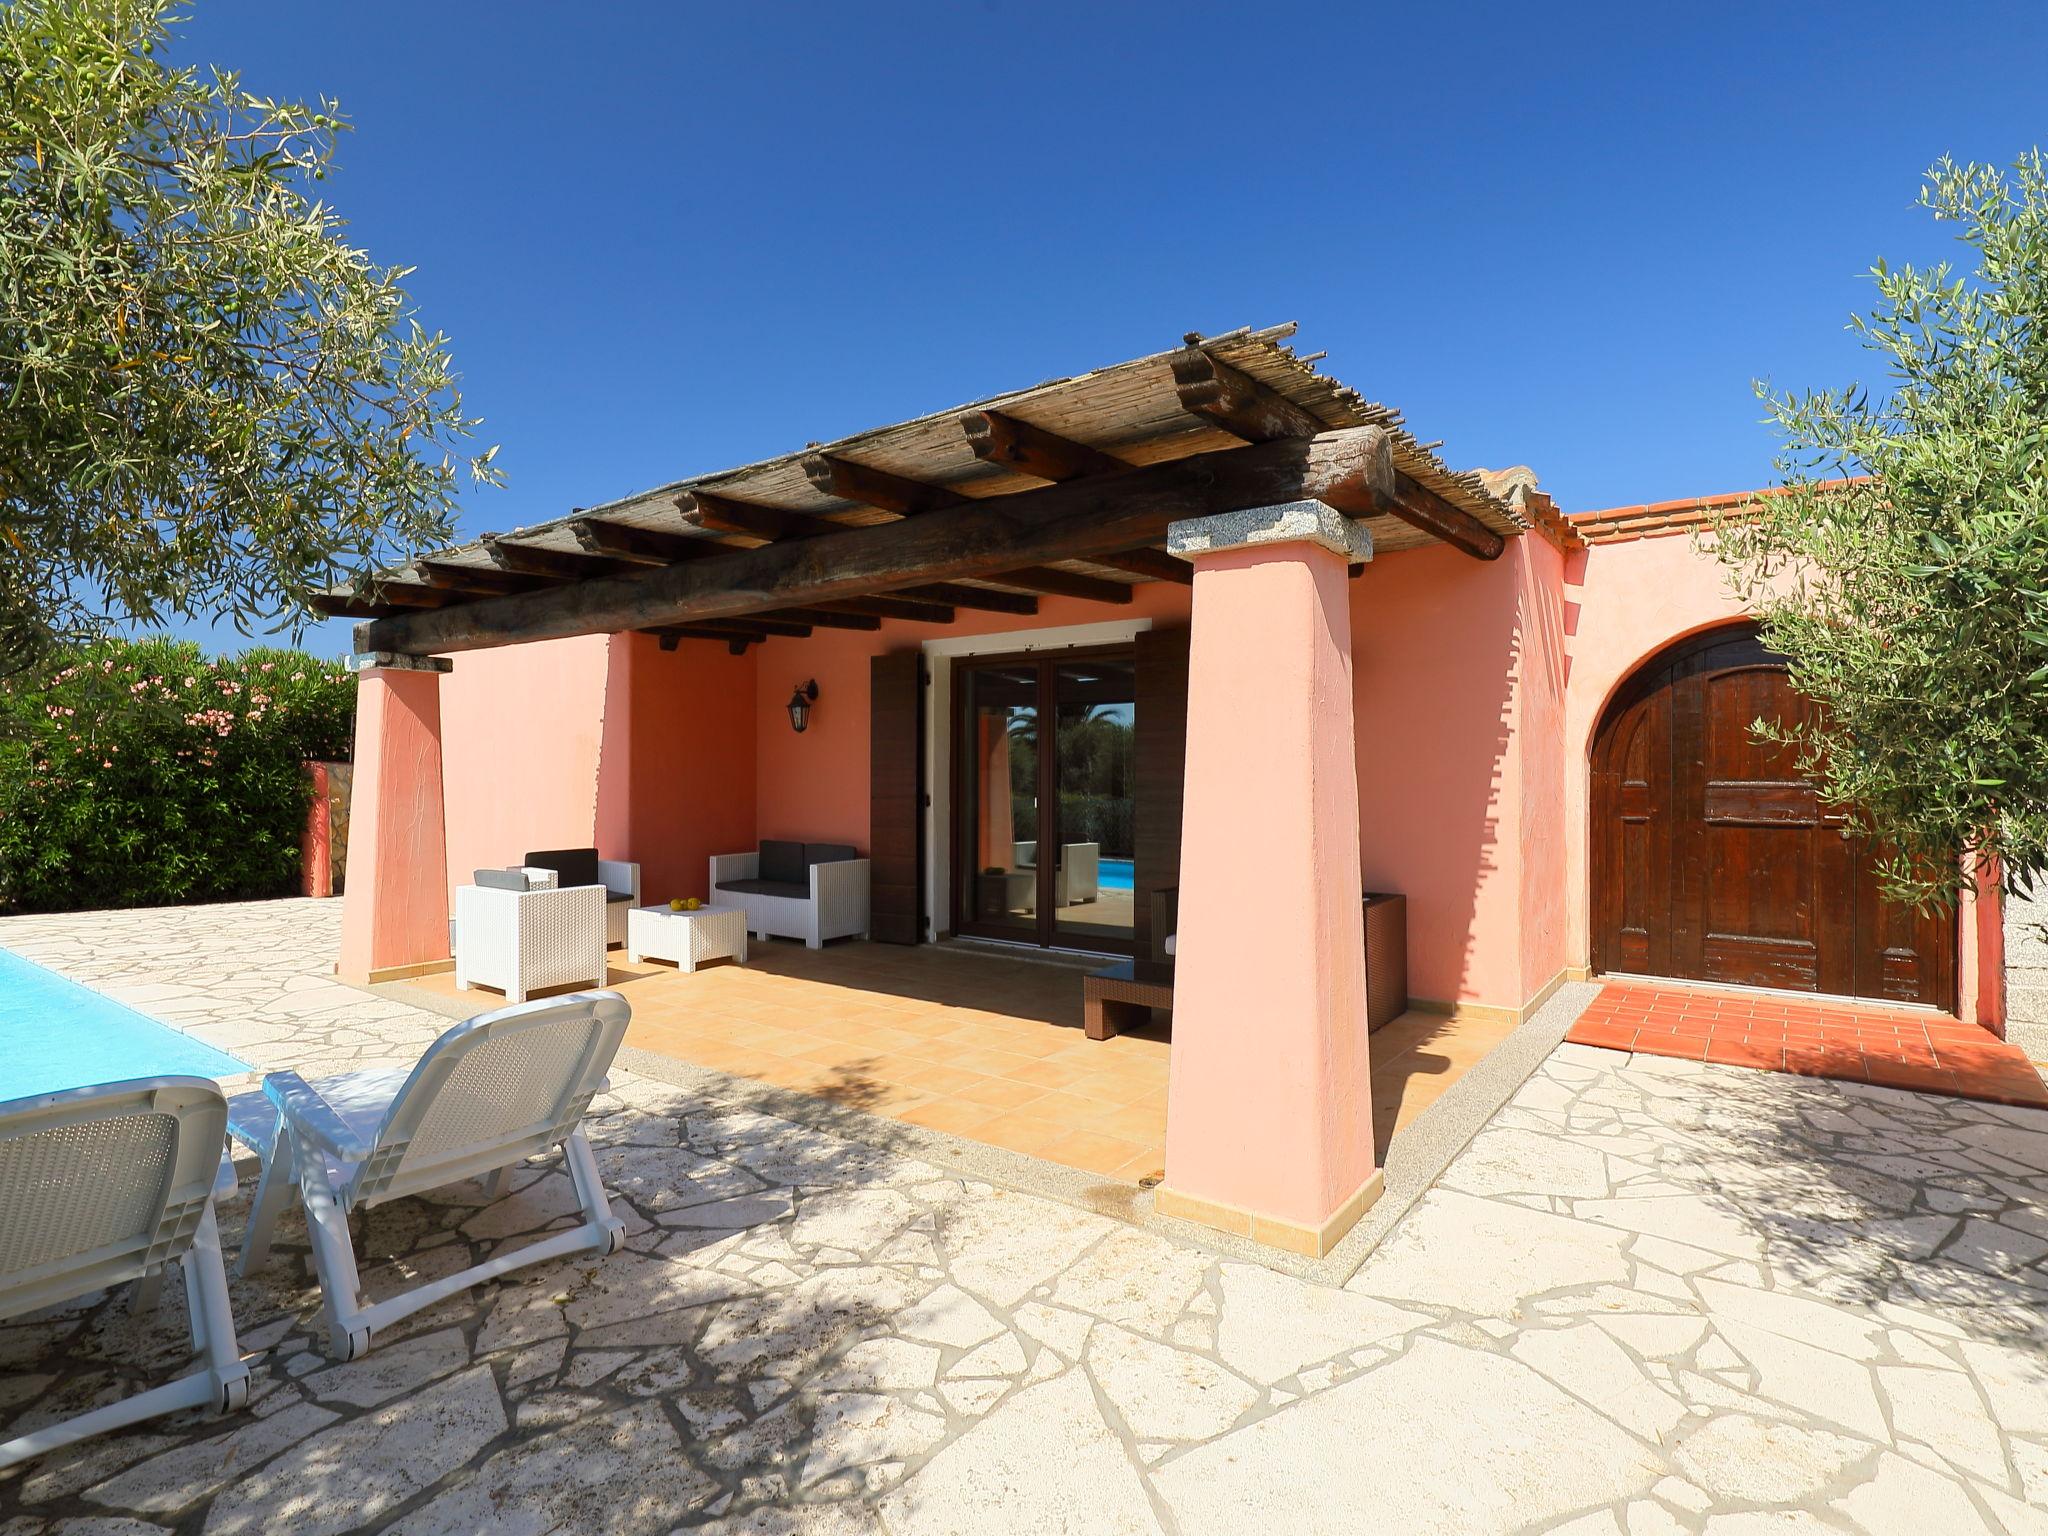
[324,324,1533,651]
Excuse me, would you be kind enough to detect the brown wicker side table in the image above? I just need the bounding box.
[1083,959,1174,1041]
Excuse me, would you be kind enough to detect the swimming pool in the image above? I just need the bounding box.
[0,945,248,1101]
[1101,858,1134,892]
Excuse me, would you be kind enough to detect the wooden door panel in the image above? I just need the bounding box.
[868,651,925,945]
[1591,625,1955,1008]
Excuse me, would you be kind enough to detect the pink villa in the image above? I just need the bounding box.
[321,325,2012,1258]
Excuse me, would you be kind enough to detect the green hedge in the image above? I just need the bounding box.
[0,640,355,913]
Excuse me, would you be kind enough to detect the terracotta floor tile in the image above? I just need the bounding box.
[950,1076,1053,1112]
[973,1109,1069,1158]
[1080,1100,1170,1144]
[1014,1088,1120,1129]
[897,1098,1000,1138]
[1704,1038,1787,1071]
[1631,1031,1711,1061]
[1038,1128,1150,1177]
[1573,980,2046,1109]
[1569,1022,1639,1050]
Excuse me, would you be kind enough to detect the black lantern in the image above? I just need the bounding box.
[787,679,819,734]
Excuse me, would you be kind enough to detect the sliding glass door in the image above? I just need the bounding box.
[953,648,1137,953]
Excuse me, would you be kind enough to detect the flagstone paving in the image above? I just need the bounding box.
[1,899,2046,1533]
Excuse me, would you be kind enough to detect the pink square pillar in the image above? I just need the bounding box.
[1158,502,1380,1255]
[337,656,453,985]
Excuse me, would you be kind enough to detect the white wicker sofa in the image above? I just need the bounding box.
[710,839,870,949]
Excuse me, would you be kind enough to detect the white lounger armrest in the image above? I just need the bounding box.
[264,1071,376,1163]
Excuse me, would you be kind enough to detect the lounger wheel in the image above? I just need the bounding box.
[602,1222,626,1256]
[219,1376,249,1413]
[341,1326,370,1362]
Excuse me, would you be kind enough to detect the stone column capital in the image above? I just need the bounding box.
[1167,500,1374,565]
[346,651,453,675]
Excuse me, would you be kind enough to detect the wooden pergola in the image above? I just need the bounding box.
[322,324,1528,657]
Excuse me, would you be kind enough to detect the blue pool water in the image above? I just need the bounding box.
[1101,858,1134,892]
[0,945,249,1102]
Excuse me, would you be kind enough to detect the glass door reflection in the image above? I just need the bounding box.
[1051,658,1136,946]
[958,663,1042,942]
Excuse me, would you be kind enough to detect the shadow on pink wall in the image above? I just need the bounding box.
[1349,543,1520,1010]
[595,633,758,905]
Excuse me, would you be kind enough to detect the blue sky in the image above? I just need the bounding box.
[164,0,2048,654]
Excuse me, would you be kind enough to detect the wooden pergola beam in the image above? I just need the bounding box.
[803,453,964,516]
[679,490,847,545]
[1093,548,1193,585]
[820,594,959,624]
[310,594,390,620]
[899,583,1036,616]
[574,519,713,565]
[484,538,642,581]
[694,614,812,639]
[766,607,881,632]
[1377,473,1506,561]
[647,627,752,655]
[359,427,1395,655]
[978,567,1132,604]
[1170,347,1327,443]
[412,560,550,596]
[960,410,1128,482]
[1171,347,1503,560]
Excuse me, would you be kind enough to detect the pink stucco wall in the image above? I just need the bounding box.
[410,517,1999,1029]
[438,634,611,904]
[593,632,759,904]
[1348,537,1568,1014]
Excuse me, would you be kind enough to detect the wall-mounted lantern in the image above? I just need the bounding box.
[787,679,819,734]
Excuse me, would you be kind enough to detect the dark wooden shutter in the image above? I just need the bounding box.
[869,650,925,944]
[1133,626,1190,958]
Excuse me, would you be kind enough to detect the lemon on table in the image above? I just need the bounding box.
[682,897,702,911]
[668,898,684,912]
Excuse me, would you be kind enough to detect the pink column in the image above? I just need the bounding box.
[1958,852,2007,1036]
[337,655,453,985]
[1157,502,1381,1256]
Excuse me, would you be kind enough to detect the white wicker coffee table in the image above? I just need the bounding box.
[625,903,748,973]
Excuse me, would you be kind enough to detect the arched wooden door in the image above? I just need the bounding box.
[1590,625,1955,1008]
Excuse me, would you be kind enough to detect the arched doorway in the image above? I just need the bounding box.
[1590,624,1955,1008]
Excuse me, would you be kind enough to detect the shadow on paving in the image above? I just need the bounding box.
[1624,1057,2048,1343]
[0,1084,1041,1533]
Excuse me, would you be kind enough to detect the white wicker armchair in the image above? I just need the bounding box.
[455,882,607,1003]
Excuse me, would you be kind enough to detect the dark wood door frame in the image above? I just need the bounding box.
[1590,622,1957,1010]
[949,643,1140,956]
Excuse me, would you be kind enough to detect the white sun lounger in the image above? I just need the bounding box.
[226,991,630,1361]
[0,1078,249,1469]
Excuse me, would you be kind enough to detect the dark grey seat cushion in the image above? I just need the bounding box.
[716,877,810,900]
[758,839,806,886]
[526,847,599,890]
[805,843,859,867]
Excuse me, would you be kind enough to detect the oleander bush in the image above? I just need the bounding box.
[0,639,354,912]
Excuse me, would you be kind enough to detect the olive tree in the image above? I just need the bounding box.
[1716,152,2048,910]
[0,0,498,676]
